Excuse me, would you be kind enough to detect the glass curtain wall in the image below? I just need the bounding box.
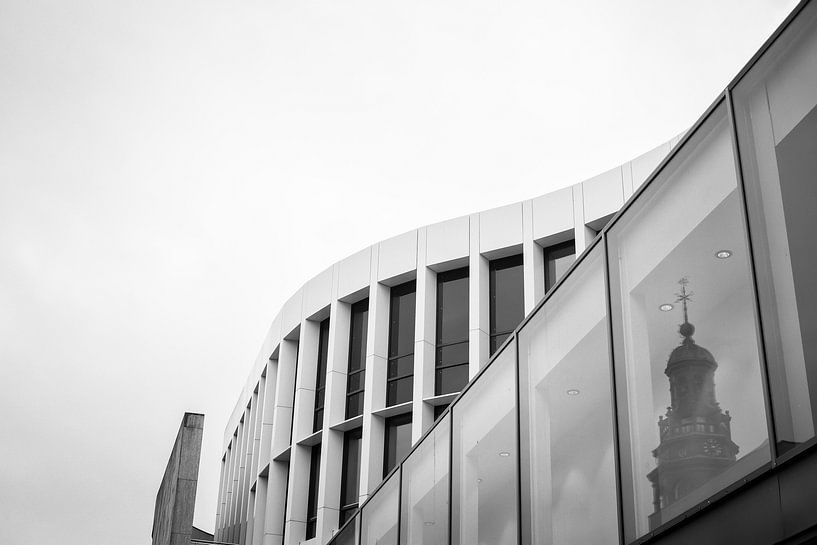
[332,517,359,545]
[451,341,518,545]
[489,254,524,355]
[361,470,401,545]
[388,281,416,406]
[436,268,470,395]
[607,102,770,540]
[732,0,817,456]
[347,299,369,419]
[400,415,450,545]
[518,246,618,544]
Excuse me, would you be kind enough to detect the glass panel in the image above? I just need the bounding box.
[437,268,469,345]
[361,470,400,545]
[346,392,364,420]
[390,281,417,358]
[519,247,618,544]
[317,318,331,389]
[331,515,359,545]
[451,340,518,545]
[490,254,525,345]
[732,0,817,455]
[387,376,414,406]
[340,505,358,527]
[435,364,469,396]
[341,428,363,514]
[490,333,510,355]
[436,342,469,369]
[401,414,450,545]
[544,240,576,292]
[388,355,415,379]
[607,104,770,540]
[306,444,321,539]
[349,299,369,373]
[384,413,413,478]
[347,371,365,393]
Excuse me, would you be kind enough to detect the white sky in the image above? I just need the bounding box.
[0,0,799,543]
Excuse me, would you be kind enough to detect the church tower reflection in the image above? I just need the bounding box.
[647,278,738,530]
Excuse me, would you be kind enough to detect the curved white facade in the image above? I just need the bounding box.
[215,137,682,545]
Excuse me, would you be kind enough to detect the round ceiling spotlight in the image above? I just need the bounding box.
[659,304,674,312]
[715,249,733,259]
[566,389,580,396]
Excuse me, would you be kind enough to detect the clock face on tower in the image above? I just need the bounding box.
[703,438,724,457]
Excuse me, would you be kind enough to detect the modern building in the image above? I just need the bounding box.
[214,1,817,544]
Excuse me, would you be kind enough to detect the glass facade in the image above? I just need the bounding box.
[451,341,518,545]
[384,413,413,478]
[326,6,817,543]
[489,254,524,355]
[347,299,369,419]
[315,318,330,432]
[435,268,470,395]
[340,427,363,526]
[733,0,817,456]
[544,240,576,292]
[361,470,400,545]
[608,103,769,539]
[519,246,618,544]
[387,281,416,406]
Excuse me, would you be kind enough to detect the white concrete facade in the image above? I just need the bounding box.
[213,139,680,545]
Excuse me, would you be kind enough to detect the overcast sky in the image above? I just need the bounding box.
[0,0,800,543]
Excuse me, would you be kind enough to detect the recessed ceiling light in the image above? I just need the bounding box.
[566,389,580,396]
[424,521,436,526]
[498,451,511,457]
[659,304,673,312]
[476,478,483,484]
[716,250,733,259]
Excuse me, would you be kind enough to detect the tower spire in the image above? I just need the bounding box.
[675,277,695,340]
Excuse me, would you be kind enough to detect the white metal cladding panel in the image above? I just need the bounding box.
[531,186,574,242]
[583,165,624,224]
[303,265,333,319]
[338,246,372,299]
[425,215,469,267]
[377,230,417,282]
[281,289,304,338]
[479,202,523,254]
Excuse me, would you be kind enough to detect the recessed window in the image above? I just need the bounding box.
[489,254,524,355]
[435,268,469,395]
[340,427,363,526]
[305,444,321,539]
[314,318,330,432]
[346,299,369,419]
[387,281,416,406]
[544,240,576,292]
[383,413,412,478]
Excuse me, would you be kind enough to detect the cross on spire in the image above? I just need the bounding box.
[675,277,693,324]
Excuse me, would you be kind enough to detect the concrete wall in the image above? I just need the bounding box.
[153,413,205,545]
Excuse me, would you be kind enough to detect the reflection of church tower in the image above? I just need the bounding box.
[647,278,738,530]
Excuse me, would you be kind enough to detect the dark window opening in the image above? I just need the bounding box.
[346,299,369,419]
[314,318,330,432]
[489,254,524,355]
[387,281,416,406]
[435,268,469,395]
[305,445,321,539]
[383,413,413,478]
[339,427,362,526]
[544,240,576,292]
